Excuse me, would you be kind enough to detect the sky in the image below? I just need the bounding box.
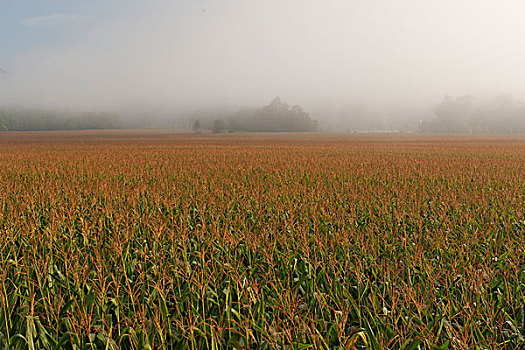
[1,0,525,116]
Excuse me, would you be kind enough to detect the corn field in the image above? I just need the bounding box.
[0,131,524,349]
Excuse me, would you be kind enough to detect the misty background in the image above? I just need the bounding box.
[1,1,525,132]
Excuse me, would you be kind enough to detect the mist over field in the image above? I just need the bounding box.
[3,2,525,348]
[2,1,525,131]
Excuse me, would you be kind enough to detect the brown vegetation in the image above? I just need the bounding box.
[0,131,524,348]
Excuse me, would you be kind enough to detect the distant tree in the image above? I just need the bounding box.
[0,112,8,131]
[434,95,473,132]
[212,119,227,133]
[420,95,473,133]
[0,109,124,131]
[420,94,525,133]
[64,117,77,130]
[192,120,201,134]
[78,112,121,130]
[227,97,318,132]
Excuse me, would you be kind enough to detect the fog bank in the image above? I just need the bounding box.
[2,1,525,128]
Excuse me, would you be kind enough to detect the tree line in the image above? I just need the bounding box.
[0,109,121,131]
[420,94,525,133]
[194,97,318,133]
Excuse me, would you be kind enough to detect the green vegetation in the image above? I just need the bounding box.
[0,133,524,349]
[0,109,120,131]
[420,95,525,133]
[194,97,319,133]
[226,97,318,132]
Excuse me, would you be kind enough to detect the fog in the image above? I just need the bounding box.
[2,1,525,131]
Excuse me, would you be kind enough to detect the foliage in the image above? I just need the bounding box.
[0,109,121,131]
[420,94,525,133]
[192,120,201,134]
[0,132,524,349]
[212,119,227,133]
[228,97,318,132]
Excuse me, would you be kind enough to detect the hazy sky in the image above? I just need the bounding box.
[1,1,525,113]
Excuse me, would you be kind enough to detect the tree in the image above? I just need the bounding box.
[0,112,8,131]
[64,117,77,130]
[420,94,525,134]
[227,97,318,132]
[192,120,201,134]
[212,119,226,133]
[421,95,473,133]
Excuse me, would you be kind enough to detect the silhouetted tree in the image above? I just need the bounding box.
[420,95,473,133]
[227,97,318,132]
[212,119,226,133]
[192,120,201,134]
[0,109,121,131]
[420,94,525,133]
[0,112,7,131]
[64,118,77,130]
